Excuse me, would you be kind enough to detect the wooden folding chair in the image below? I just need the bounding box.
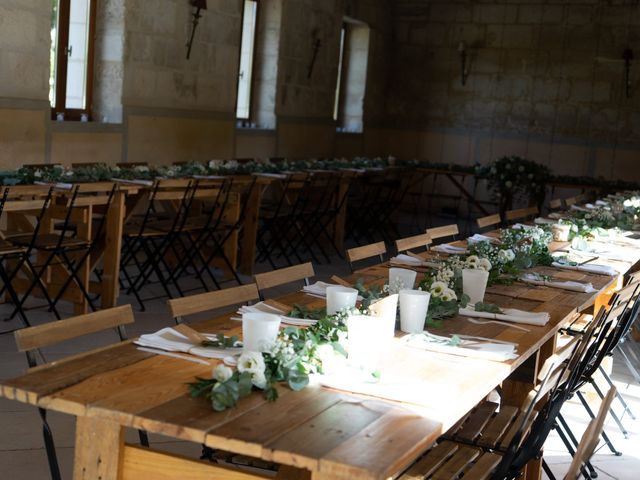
[254,262,315,300]
[504,206,539,222]
[14,305,148,480]
[395,232,432,255]
[549,198,563,210]
[346,241,386,272]
[476,213,501,230]
[426,224,459,244]
[168,283,260,324]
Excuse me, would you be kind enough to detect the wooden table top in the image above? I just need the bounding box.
[1,224,638,479]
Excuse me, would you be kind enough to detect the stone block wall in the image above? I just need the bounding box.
[387,0,640,171]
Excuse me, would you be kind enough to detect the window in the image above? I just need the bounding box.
[333,20,370,133]
[333,25,346,122]
[50,0,96,121]
[236,0,259,120]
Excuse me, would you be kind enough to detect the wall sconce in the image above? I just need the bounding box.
[623,48,633,98]
[186,0,207,60]
[458,42,469,86]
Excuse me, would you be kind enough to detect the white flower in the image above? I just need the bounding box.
[237,352,265,375]
[478,258,492,271]
[465,255,479,268]
[504,249,515,261]
[64,170,74,177]
[134,165,149,173]
[208,159,223,168]
[430,281,448,297]
[112,166,121,172]
[212,364,233,382]
[441,288,457,302]
[518,166,525,172]
[34,169,43,178]
[505,180,513,189]
[251,370,267,389]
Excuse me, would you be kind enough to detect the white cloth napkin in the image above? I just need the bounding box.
[135,328,241,359]
[302,281,337,297]
[237,301,316,326]
[511,223,535,230]
[548,212,567,219]
[551,261,618,276]
[403,332,518,362]
[588,243,635,262]
[534,217,556,225]
[596,200,609,206]
[519,273,597,293]
[570,204,589,212]
[390,253,423,266]
[585,203,595,209]
[432,244,468,254]
[467,233,499,244]
[459,306,550,326]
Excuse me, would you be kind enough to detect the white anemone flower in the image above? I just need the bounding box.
[430,281,448,297]
[237,351,265,375]
[212,364,233,383]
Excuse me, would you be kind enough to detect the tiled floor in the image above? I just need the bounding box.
[0,257,639,479]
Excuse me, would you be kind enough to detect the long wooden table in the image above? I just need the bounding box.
[1,234,635,480]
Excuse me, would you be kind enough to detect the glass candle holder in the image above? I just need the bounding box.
[368,294,399,338]
[242,312,281,352]
[399,289,431,333]
[388,267,417,294]
[347,314,393,371]
[462,268,489,305]
[326,286,358,315]
[552,223,571,242]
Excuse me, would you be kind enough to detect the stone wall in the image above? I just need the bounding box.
[386,0,640,179]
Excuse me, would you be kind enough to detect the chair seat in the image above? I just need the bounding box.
[0,240,26,255]
[398,440,500,480]
[9,234,89,250]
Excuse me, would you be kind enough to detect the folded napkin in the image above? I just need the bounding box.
[534,217,556,225]
[390,253,423,266]
[467,233,499,244]
[519,273,597,293]
[548,212,567,219]
[111,178,154,186]
[583,244,631,262]
[135,328,241,359]
[238,301,285,315]
[432,244,468,254]
[403,332,518,362]
[551,261,618,276]
[511,223,535,231]
[585,203,595,209]
[571,204,589,212]
[302,281,337,297]
[459,306,550,326]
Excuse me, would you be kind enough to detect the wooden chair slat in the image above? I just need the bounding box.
[254,262,315,291]
[460,451,501,480]
[454,401,499,443]
[476,213,501,229]
[168,284,260,319]
[432,444,480,480]
[426,224,459,241]
[395,233,432,253]
[476,406,519,449]
[346,241,386,263]
[399,440,460,479]
[505,206,539,221]
[15,305,134,352]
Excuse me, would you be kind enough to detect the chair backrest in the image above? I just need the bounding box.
[564,387,617,480]
[254,263,315,299]
[14,305,135,368]
[426,224,459,242]
[549,198,563,210]
[564,195,584,207]
[476,213,501,229]
[168,283,260,323]
[346,241,387,271]
[505,206,539,222]
[395,233,432,254]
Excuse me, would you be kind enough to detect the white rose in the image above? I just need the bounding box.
[505,249,515,261]
[237,351,265,375]
[478,258,492,271]
[212,364,233,383]
[465,255,479,267]
[251,370,267,389]
[112,166,121,172]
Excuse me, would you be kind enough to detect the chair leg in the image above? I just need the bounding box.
[597,364,636,421]
[618,343,640,385]
[590,376,629,438]
[38,408,62,480]
[576,390,622,456]
[0,262,31,327]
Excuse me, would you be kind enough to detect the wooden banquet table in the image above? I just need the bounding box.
[2,224,639,480]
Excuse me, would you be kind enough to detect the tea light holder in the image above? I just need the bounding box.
[399,289,431,333]
[242,312,281,352]
[326,286,358,315]
[552,223,571,242]
[462,268,489,305]
[347,314,393,371]
[388,267,417,294]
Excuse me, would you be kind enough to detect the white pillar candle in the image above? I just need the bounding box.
[399,289,431,333]
[326,286,358,315]
[242,312,281,352]
[462,268,489,305]
[388,267,417,294]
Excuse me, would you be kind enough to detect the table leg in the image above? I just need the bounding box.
[332,175,351,253]
[101,191,125,309]
[73,416,124,480]
[239,182,265,276]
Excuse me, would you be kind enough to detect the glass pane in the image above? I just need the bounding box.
[49,0,60,108]
[65,0,90,109]
[236,1,257,120]
[333,27,346,122]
